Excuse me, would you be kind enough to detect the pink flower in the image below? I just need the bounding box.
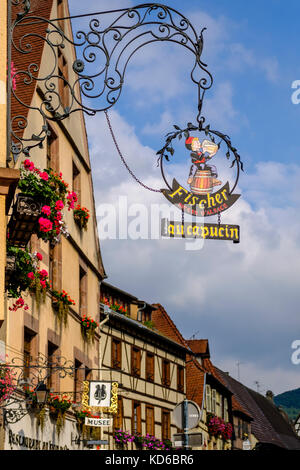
[39,269,48,279]
[36,252,43,261]
[27,272,35,280]
[55,200,64,211]
[55,211,62,221]
[41,205,51,217]
[66,191,78,210]
[38,217,53,233]
[23,159,35,171]
[40,280,46,289]
[39,171,49,181]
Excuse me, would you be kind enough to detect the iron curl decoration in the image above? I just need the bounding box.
[10,3,213,158]
[0,353,75,424]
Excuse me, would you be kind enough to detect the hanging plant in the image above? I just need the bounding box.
[6,246,49,310]
[16,159,78,245]
[81,315,99,343]
[73,205,90,230]
[0,364,15,404]
[48,394,72,436]
[51,288,75,326]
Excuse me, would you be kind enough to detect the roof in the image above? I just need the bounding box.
[152,304,209,410]
[11,0,54,138]
[101,282,154,310]
[215,367,300,450]
[186,339,210,357]
[105,308,190,355]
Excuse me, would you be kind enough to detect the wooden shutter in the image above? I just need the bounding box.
[111,338,121,370]
[131,347,141,377]
[146,406,155,436]
[146,353,154,382]
[132,401,141,434]
[162,410,170,440]
[162,360,170,387]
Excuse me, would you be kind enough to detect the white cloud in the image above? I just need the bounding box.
[86,108,300,395]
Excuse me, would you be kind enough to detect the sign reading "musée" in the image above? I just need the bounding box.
[85,417,112,427]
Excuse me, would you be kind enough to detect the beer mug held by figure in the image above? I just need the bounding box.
[185,137,222,195]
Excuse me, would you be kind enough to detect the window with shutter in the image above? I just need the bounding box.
[146,352,154,382]
[146,406,155,436]
[111,338,121,370]
[79,265,87,317]
[162,360,170,387]
[132,401,141,434]
[212,389,216,414]
[131,347,141,377]
[162,410,170,440]
[206,385,212,413]
[177,365,184,392]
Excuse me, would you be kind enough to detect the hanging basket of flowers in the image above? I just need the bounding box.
[73,205,90,230]
[103,297,128,316]
[5,246,49,311]
[48,394,72,436]
[51,288,75,326]
[8,159,78,246]
[80,315,99,343]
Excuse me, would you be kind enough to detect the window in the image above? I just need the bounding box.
[74,359,82,403]
[131,347,141,377]
[111,338,121,370]
[224,398,229,422]
[46,128,58,171]
[219,396,223,419]
[57,0,65,32]
[47,342,59,392]
[177,365,184,392]
[72,161,81,205]
[49,244,62,292]
[114,396,123,431]
[132,401,141,434]
[79,265,87,317]
[146,352,154,382]
[24,328,36,379]
[58,49,69,110]
[162,410,170,440]
[242,421,249,438]
[212,389,216,414]
[206,385,212,413]
[162,359,170,387]
[146,406,155,436]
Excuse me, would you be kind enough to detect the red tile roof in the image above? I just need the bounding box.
[11,1,54,138]
[152,304,207,409]
[186,339,210,357]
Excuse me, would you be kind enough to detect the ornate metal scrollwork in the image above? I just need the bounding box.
[10,3,213,158]
[0,353,75,424]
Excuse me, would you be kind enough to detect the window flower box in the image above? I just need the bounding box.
[7,193,42,247]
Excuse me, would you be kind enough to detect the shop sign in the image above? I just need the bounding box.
[82,381,118,413]
[161,219,240,243]
[8,430,69,450]
[85,417,112,427]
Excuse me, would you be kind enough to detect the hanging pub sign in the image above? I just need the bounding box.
[81,381,118,414]
[155,122,243,242]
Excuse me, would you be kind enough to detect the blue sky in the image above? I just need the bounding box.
[69,0,300,395]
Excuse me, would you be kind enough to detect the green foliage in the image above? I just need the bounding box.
[274,388,300,420]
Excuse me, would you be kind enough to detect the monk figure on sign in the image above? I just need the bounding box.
[185,137,222,195]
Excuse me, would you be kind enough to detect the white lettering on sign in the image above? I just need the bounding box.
[85,417,112,427]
